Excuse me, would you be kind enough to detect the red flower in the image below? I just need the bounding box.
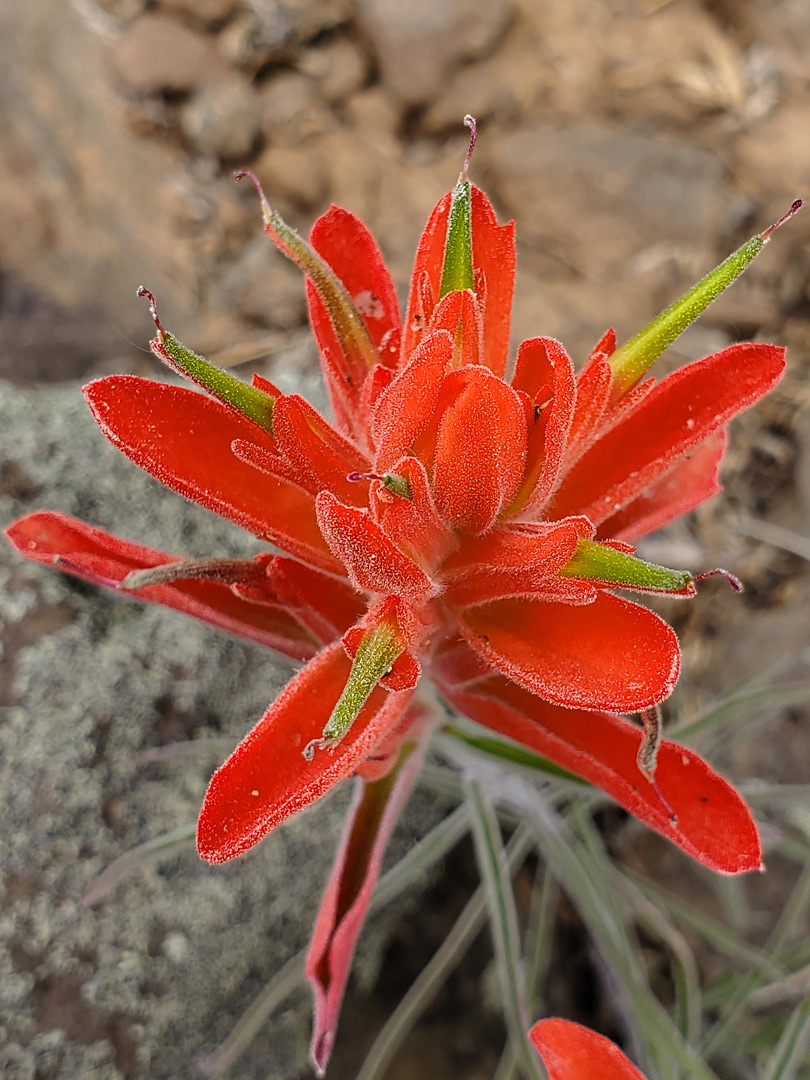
[5,124,798,1073]
[530,1018,649,1080]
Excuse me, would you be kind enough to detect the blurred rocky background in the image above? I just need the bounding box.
[1,0,810,1077]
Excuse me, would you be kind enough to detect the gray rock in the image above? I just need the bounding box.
[300,35,371,106]
[351,0,513,106]
[0,378,441,1078]
[219,1,345,69]
[489,121,726,273]
[258,70,336,145]
[181,77,261,160]
[157,0,239,27]
[112,13,229,95]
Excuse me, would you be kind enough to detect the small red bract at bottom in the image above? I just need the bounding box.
[530,1018,649,1080]
[5,120,797,1073]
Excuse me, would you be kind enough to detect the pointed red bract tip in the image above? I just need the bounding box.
[530,1018,650,1080]
[761,198,803,241]
[136,285,165,337]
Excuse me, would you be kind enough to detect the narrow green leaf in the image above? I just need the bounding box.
[235,171,378,375]
[355,825,535,1080]
[466,779,546,1080]
[701,864,810,1059]
[439,179,474,298]
[443,724,586,785]
[675,683,810,742]
[138,286,275,430]
[82,822,197,907]
[761,993,810,1080]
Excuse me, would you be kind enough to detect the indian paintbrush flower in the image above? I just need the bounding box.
[5,117,800,1073]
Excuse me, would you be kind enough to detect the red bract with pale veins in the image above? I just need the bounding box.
[5,131,794,1074]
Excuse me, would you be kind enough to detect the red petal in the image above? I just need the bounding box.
[470,186,515,378]
[196,642,415,863]
[442,519,593,607]
[530,1019,649,1080]
[342,597,422,693]
[400,186,515,377]
[272,394,371,506]
[564,331,614,463]
[597,430,727,542]
[455,592,680,712]
[309,206,401,360]
[5,511,319,660]
[371,456,456,570]
[84,376,341,574]
[552,343,785,524]
[260,555,366,644]
[307,731,427,1073]
[400,192,452,365]
[438,663,761,872]
[372,331,453,473]
[431,367,527,535]
[316,492,435,604]
[510,338,577,515]
[428,289,482,367]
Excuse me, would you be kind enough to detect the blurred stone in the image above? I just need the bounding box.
[181,78,261,160]
[253,143,329,208]
[112,12,228,94]
[422,19,552,133]
[352,0,513,106]
[488,121,725,277]
[157,0,239,26]
[300,34,370,105]
[217,233,307,328]
[258,70,335,144]
[345,86,399,143]
[219,0,344,68]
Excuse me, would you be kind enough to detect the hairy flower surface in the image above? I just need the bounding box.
[5,129,797,1073]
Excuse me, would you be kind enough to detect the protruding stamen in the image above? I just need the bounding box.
[461,114,477,181]
[136,286,166,338]
[347,471,413,499]
[761,198,803,241]
[637,705,677,824]
[347,471,384,483]
[234,169,272,225]
[52,556,122,590]
[692,567,743,593]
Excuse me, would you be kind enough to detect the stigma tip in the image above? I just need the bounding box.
[761,198,804,241]
[693,568,743,593]
[136,286,165,337]
[461,115,477,181]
